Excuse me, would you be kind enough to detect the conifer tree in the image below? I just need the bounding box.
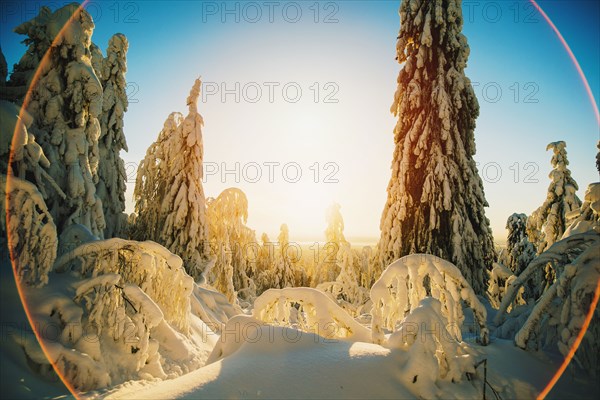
[378,0,495,293]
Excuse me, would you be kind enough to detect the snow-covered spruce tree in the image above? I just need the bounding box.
[97,34,129,238]
[527,141,581,253]
[0,47,7,86]
[133,79,211,279]
[256,225,303,294]
[317,203,349,284]
[275,224,296,288]
[9,4,107,237]
[204,188,256,303]
[378,0,495,294]
[501,213,536,275]
[317,204,364,309]
[596,140,599,175]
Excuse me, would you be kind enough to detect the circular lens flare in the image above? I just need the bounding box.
[4,1,598,399]
[7,1,90,398]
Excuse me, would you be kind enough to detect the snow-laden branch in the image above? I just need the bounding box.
[513,243,599,376]
[1,174,57,286]
[493,232,600,327]
[252,287,371,342]
[54,237,193,332]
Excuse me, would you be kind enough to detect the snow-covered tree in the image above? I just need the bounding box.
[255,225,305,294]
[371,254,489,346]
[275,224,297,288]
[9,4,107,237]
[358,245,374,289]
[500,213,536,275]
[97,33,129,238]
[132,79,212,279]
[596,140,600,175]
[562,183,600,238]
[378,0,495,294]
[494,231,600,377]
[204,188,256,303]
[0,47,7,86]
[317,204,365,311]
[319,203,352,284]
[527,141,582,253]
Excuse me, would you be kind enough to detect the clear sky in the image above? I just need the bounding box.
[1,0,598,245]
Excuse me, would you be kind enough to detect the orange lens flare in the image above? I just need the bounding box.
[537,276,600,400]
[529,0,600,127]
[4,1,598,399]
[7,1,90,398]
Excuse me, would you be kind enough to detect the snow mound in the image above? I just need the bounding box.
[371,254,488,345]
[387,298,478,397]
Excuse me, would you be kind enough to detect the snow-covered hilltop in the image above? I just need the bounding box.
[0,1,598,399]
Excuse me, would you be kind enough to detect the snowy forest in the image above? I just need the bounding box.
[0,1,599,399]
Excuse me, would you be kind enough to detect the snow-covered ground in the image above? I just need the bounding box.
[94,326,597,400]
[3,249,598,399]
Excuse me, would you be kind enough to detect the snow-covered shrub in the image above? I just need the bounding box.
[252,287,371,342]
[54,239,194,331]
[1,174,57,286]
[527,141,582,253]
[204,187,256,303]
[378,0,496,295]
[388,298,478,397]
[133,79,212,280]
[371,254,489,345]
[43,239,219,389]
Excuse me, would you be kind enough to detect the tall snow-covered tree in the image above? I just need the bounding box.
[8,5,107,237]
[378,0,495,294]
[133,79,211,279]
[97,33,129,238]
[527,141,581,253]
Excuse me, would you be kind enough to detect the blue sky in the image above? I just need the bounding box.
[1,0,598,244]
